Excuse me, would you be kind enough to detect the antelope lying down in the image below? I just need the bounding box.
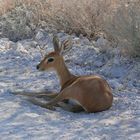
[13,36,113,113]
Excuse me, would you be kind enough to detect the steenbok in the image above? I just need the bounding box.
[13,36,113,113]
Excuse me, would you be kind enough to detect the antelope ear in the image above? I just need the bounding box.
[60,38,72,54]
[53,35,61,53]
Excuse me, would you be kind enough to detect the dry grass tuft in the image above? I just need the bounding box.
[0,0,15,15]
[0,0,112,39]
[104,0,140,57]
[43,0,110,39]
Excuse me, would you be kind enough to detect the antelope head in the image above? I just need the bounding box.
[36,36,72,71]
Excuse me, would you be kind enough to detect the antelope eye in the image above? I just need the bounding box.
[47,57,54,63]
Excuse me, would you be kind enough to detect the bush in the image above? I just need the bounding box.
[44,0,109,39]
[0,0,15,16]
[0,7,33,41]
[0,0,46,41]
[0,0,110,41]
[103,0,140,57]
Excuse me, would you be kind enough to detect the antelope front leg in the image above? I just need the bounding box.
[21,91,65,110]
[27,92,65,110]
[27,97,56,110]
[11,91,58,99]
[44,92,65,107]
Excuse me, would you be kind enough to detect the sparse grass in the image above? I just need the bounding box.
[43,0,109,39]
[0,0,112,41]
[0,0,46,41]
[0,0,15,16]
[103,0,140,57]
[0,0,140,57]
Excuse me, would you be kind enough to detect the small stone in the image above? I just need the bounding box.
[35,30,44,40]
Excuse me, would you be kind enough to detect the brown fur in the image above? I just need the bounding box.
[15,36,113,113]
[37,46,113,112]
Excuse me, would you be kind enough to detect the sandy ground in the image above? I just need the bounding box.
[0,34,140,140]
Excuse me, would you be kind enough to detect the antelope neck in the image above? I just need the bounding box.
[55,60,75,88]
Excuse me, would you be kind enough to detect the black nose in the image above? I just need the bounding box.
[36,65,39,70]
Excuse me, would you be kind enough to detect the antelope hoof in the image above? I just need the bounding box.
[45,105,56,111]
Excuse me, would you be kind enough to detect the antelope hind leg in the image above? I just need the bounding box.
[58,102,84,113]
[70,105,84,113]
[27,97,56,110]
[27,97,83,112]
[44,87,84,112]
[11,91,58,98]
